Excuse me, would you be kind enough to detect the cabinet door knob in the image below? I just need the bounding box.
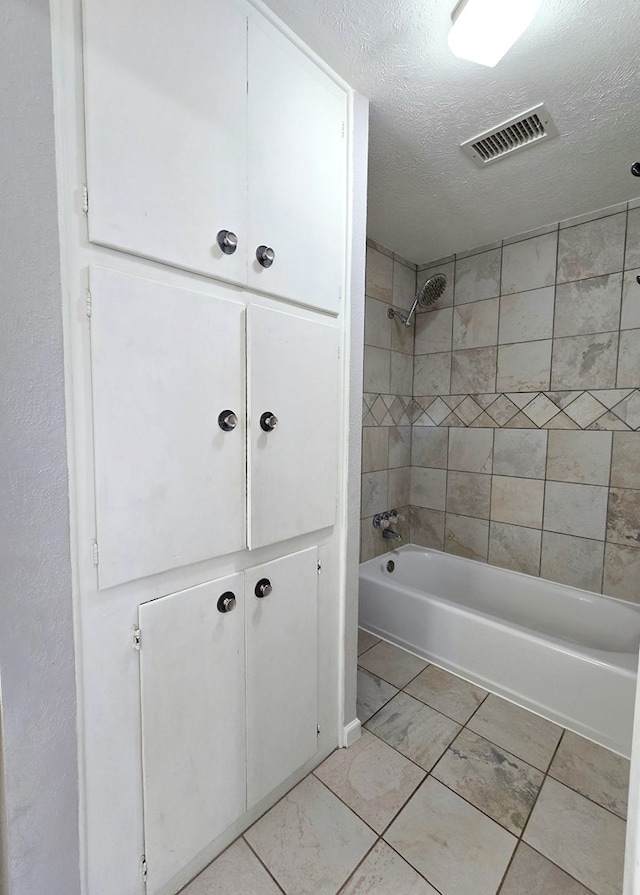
[256,245,275,268]
[217,592,237,613]
[218,410,238,432]
[217,229,239,254]
[260,411,278,432]
[255,578,272,598]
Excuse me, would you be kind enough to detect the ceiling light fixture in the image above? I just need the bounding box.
[447,0,543,68]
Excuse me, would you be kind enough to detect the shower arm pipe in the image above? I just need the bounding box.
[387,299,419,327]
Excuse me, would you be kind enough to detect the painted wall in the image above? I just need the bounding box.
[0,1,81,893]
[362,199,640,601]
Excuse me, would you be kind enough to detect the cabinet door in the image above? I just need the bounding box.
[247,305,340,550]
[247,15,347,313]
[245,548,318,807]
[82,0,248,284]
[90,266,246,589]
[139,574,245,895]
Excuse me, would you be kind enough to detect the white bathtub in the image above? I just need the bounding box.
[359,544,640,757]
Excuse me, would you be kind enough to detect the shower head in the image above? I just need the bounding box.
[388,273,448,326]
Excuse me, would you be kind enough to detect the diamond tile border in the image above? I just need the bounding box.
[363,390,640,430]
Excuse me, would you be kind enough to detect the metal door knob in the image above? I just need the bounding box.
[218,410,238,432]
[217,229,239,254]
[255,578,272,599]
[260,411,278,432]
[256,245,275,268]
[217,592,237,613]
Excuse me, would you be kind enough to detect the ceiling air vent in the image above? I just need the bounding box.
[461,103,559,167]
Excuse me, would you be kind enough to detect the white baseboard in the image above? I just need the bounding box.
[340,717,361,748]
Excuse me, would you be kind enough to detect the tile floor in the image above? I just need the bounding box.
[181,631,630,895]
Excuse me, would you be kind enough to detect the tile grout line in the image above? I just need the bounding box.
[241,836,289,895]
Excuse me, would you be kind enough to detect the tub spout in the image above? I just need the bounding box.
[383,529,402,541]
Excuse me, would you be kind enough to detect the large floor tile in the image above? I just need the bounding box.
[358,640,428,688]
[182,839,282,895]
[549,731,629,819]
[384,776,516,895]
[358,629,381,656]
[500,842,594,895]
[338,840,439,895]
[404,665,487,724]
[524,778,625,895]
[432,728,543,834]
[467,694,563,770]
[314,730,425,833]
[357,669,398,723]
[245,775,377,895]
[365,691,461,771]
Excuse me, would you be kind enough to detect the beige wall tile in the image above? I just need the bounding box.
[603,543,640,601]
[414,307,453,355]
[366,246,393,301]
[451,347,497,393]
[551,332,618,390]
[445,514,489,562]
[411,467,447,510]
[412,427,448,468]
[543,481,608,540]
[546,430,612,485]
[501,232,557,295]
[361,470,389,517]
[497,340,552,392]
[540,531,604,593]
[611,432,640,488]
[447,471,491,519]
[626,207,640,269]
[621,268,640,330]
[389,426,412,468]
[448,428,494,474]
[414,352,451,394]
[410,506,445,550]
[390,314,415,354]
[557,213,626,283]
[393,259,417,311]
[453,298,499,350]
[491,476,545,529]
[390,350,413,394]
[389,467,410,508]
[617,328,640,388]
[363,345,391,393]
[554,273,622,338]
[362,426,389,473]
[488,521,541,576]
[607,488,640,547]
[493,429,547,479]
[454,248,501,305]
[499,287,555,345]
[365,296,392,349]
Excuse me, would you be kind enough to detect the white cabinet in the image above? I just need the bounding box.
[139,572,246,895]
[139,548,318,895]
[89,266,339,589]
[248,305,340,549]
[245,548,318,806]
[82,0,347,313]
[89,265,246,590]
[82,0,249,286]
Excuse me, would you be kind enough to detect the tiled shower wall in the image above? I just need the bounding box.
[362,199,640,602]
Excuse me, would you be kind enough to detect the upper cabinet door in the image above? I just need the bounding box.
[247,305,340,549]
[247,15,347,313]
[90,266,246,589]
[82,0,248,284]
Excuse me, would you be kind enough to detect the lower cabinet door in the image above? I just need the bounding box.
[139,574,246,895]
[245,547,319,808]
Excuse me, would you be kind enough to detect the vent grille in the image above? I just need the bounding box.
[461,104,559,167]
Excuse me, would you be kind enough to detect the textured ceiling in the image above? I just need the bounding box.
[262,0,640,263]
